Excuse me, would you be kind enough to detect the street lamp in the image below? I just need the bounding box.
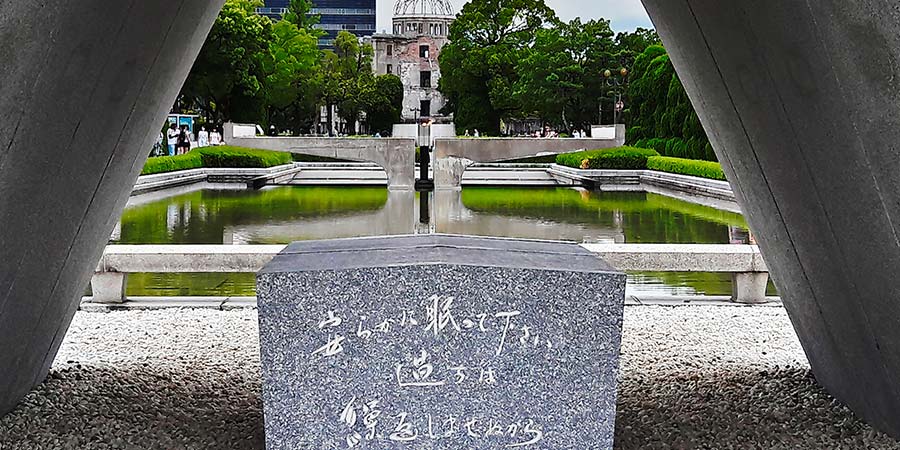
[604,67,628,125]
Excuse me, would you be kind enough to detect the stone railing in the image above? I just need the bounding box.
[91,243,770,304]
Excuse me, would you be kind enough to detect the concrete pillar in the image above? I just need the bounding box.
[642,0,900,438]
[731,272,768,304]
[90,273,128,304]
[0,0,224,416]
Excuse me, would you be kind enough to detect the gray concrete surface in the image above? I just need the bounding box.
[224,123,416,190]
[0,307,896,449]
[642,0,900,439]
[0,0,224,417]
[433,125,625,189]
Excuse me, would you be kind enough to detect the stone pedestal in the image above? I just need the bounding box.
[257,235,626,450]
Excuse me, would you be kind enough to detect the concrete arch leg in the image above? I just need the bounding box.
[0,0,224,415]
[641,0,900,438]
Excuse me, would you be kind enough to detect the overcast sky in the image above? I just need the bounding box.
[376,0,654,34]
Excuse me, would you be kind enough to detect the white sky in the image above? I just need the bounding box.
[375,0,653,34]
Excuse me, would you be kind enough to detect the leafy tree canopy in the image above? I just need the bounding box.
[439,0,559,135]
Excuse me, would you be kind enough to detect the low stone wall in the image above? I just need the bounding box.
[549,165,736,202]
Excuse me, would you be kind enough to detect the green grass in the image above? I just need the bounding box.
[647,156,727,181]
[141,152,203,175]
[142,146,292,175]
[556,146,660,170]
[198,146,292,169]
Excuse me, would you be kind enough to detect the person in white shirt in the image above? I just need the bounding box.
[165,123,178,156]
[198,126,209,148]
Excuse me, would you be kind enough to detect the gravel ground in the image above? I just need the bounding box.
[0,306,897,449]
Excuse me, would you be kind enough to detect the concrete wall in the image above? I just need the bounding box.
[0,0,224,416]
[641,0,900,439]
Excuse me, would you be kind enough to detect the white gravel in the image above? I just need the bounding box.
[0,306,897,449]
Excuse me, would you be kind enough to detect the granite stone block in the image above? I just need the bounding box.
[257,235,626,449]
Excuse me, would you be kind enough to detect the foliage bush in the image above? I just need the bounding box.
[141,152,204,175]
[556,147,659,170]
[626,45,716,162]
[647,156,727,181]
[198,146,293,168]
[142,146,293,175]
[633,137,717,162]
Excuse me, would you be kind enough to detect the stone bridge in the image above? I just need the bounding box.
[433,125,626,189]
[224,123,416,191]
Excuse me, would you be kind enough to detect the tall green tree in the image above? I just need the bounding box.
[439,0,559,135]
[626,45,714,161]
[364,75,404,135]
[322,31,375,135]
[259,20,322,133]
[514,18,620,132]
[180,0,273,125]
[283,0,320,29]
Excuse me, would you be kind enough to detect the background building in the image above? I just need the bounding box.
[259,1,377,48]
[258,0,290,19]
[371,0,454,123]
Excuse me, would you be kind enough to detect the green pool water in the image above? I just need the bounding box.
[113,185,770,297]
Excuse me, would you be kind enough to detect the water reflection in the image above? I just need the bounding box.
[116,185,757,297]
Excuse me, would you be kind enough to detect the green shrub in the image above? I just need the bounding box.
[198,146,292,168]
[556,146,660,170]
[141,152,204,175]
[142,146,293,175]
[647,156,727,181]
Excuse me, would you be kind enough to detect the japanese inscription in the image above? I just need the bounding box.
[311,294,555,448]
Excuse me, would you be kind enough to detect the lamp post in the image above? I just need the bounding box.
[604,67,628,125]
[416,119,434,191]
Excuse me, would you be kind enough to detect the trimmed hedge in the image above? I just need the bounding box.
[142,146,293,175]
[556,147,660,170]
[141,152,203,175]
[198,146,292,168]
[647,156,727,181]
[633,137,717,162]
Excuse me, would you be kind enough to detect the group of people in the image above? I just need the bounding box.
[165,123,192,156]
[156,124,223,157]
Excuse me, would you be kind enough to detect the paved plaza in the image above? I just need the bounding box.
[0,306,895,449]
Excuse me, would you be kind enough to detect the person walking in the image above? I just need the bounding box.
[166,123,178,156]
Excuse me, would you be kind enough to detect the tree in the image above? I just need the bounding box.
[514,18,620,132]
[439,0,559,135]
[259,20,322,134]
[364,75,404,135]
[626,45,714,161]
[321,31,375,135]
[180,0,273,125]
[283,0,320,29]
[615,27,661,67]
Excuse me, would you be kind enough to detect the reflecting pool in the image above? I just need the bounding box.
[113,185,766,297]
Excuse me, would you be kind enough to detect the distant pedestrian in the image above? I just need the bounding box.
[177,125,191,155]
[465,129,470,137]
[166,123,178,156]
[210,128,222,146]
[474,129,480,138]
[198,126,209,148]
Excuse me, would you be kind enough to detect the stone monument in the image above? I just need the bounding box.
[256,235,626,449]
